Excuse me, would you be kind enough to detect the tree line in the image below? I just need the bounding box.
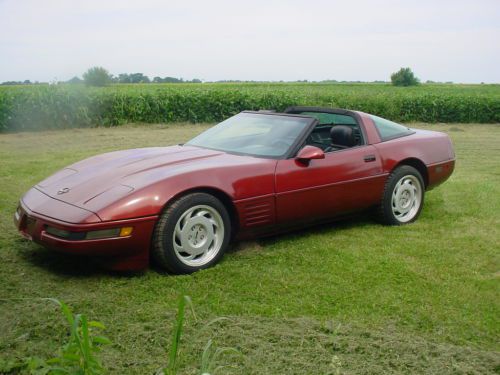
[79,67,202,86]
[2,66,425,87]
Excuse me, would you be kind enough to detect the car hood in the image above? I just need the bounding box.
[36,145,224,209]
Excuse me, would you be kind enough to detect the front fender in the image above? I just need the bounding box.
[95,160,277,221]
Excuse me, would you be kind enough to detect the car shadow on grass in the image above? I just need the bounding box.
[18,213,376,277]
[229,213,377,254]
[18,241,143,278]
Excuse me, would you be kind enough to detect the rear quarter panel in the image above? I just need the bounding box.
[374,129,455,188]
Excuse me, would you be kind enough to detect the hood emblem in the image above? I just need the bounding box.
[57,187,71,195]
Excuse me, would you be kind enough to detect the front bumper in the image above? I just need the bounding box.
[14,189,158,270]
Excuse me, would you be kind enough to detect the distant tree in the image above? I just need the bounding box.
[151,76,202,83]
[164,76,183,83]
[1,80,32,85]
[152,76,184,83]
[67,76,82,84]
[128,73,150,83]
[390,67,419,86]
[117,73,131,83]
[83,66,112,87]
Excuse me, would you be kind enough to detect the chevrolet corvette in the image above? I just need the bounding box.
[14,107,455,274]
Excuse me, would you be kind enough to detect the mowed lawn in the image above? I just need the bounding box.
[0,123,498,374]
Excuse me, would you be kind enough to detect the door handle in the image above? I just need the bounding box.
[364,154,376,162]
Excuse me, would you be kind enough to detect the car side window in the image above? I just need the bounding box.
[370,115,413,141]
[299,112,364,152]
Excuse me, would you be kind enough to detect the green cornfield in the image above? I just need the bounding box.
[0,82,499,131]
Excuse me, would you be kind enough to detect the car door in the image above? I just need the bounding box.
[274,145,386,225]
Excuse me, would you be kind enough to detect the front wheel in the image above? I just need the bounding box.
[152,193,231,274]
[378,165,425,225]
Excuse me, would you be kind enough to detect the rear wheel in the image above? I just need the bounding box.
[378,165,425,225]
[152,193,231,274]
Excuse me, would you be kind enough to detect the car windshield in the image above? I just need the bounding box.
[185,112,312,158]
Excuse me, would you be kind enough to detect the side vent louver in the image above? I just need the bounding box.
[243,199,273,227]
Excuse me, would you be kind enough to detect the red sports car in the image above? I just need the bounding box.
[14,107,455,274]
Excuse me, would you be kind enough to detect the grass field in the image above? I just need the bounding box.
[0,123,499,374]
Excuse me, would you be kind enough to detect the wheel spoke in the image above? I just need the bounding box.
[174,220,183,240]
[183,253,195,261]
[195,209,210,218]
[207,238,215,251]
[207,217,218,229]
[173,240,188,255]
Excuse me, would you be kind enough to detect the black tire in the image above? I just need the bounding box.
[378,165,425,225]
[152,193,231,274]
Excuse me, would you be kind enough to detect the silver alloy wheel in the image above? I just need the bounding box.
[172,204,225,267]
[391,175,422,223]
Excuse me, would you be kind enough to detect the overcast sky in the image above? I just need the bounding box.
[1,0,499,83]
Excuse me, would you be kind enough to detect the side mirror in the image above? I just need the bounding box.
[295,145,325,164]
